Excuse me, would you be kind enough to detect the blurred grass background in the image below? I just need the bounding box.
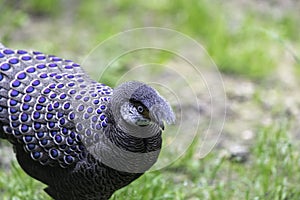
[1,0,299,79]
[0,0,300,199]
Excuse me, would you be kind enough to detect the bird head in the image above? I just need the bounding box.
[111,81,175,137]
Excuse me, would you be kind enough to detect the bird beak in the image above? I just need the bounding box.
[159,120,165,131]
[149,101,175,131]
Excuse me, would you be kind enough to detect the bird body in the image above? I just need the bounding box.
[0,43,175,200]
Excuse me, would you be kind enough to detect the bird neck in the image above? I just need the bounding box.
[86,123,162,173]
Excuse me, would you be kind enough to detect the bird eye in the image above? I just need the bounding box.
[137,105,144,113]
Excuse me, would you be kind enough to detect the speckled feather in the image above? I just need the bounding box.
[0,47,112,168]
[0,44,167,200]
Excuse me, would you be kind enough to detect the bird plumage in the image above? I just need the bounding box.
[0,43,175,200]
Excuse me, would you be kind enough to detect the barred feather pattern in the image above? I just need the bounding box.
[0,44,165,200]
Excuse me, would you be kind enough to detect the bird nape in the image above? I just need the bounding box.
[0,43,175,200]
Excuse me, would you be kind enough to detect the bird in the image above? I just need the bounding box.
[0,43,175,200]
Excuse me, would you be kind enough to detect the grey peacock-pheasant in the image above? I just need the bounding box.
[0,43,175,200]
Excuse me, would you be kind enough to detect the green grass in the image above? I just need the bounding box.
[111,121,300,200]
[78,0,300,79]
[0,162,50,200]
[0,1,300,199]
[1,0,299,79]
[1,121,300,199]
